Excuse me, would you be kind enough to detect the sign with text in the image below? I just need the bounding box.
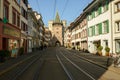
[3,26,20,38]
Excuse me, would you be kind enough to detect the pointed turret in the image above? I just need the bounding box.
[54,11,61,23]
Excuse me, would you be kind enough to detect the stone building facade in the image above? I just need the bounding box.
[48,12,66,46]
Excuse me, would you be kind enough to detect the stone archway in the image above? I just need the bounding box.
[55,41,61,47]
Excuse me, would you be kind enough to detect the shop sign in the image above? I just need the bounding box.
[3,26,20,38]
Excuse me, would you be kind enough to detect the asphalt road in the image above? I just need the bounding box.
[0,47,114,80]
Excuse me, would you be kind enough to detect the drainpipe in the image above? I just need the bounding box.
[110,0,113,54]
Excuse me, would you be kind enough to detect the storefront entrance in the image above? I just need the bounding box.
[8,39,19,57]
[2,38,8,50]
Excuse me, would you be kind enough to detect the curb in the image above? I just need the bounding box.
[73,53,108,69]
[73,52,120,75]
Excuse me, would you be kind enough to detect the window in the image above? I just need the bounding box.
[91,10,95,19]
[88,27,92,36]
[17,15,20,27]
[21,7,27,19]
[12,11,16,25]
[95,8,99,17]
[79,32,81,38]
[95,25,99,35]
[21,21,26,31]
[22,0,28,6]
[115,21,120,32]
[102,0,109,13]
[115,40,120,53]
[3,3,9,20]
[103,21,109,33]
[92,26,95,36]
[89,13,92,20]
[104,40,108,47]
[115,1,120,12]
[17,0,20,4]
[98,6,102,15]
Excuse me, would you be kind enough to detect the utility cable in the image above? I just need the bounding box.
[53,0,57,19]
[61,0,69,19]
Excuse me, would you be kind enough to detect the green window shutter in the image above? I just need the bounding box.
[98,6,102,15]
[99,23,102,34]
[90,26,93,36]
[106,20,109,33]
[92,26,95,36]
[106,0,109,10]
[92,11,95,18]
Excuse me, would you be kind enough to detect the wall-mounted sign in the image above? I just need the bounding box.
[3,26,20,38]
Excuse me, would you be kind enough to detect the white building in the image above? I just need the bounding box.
[112,0,120,54]
[64,26,71,48]
[70,13,88,51]
[84,0,112,56]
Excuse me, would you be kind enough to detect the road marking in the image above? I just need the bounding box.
[60,51,96,80]
[56,54,74,80]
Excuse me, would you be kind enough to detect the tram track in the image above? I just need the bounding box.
[61,48,107,69]
[56,48,108,80]
[0,53,43,80]
[56,49,96,80]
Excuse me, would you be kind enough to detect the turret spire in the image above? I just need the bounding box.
[54,11,60,23]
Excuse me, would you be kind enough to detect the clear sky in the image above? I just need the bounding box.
[28,0,92,26]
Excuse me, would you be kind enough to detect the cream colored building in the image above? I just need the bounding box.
[0,0,21,57]
[44,27,52,46]
[48,12,66,46]
[20,0,28,53]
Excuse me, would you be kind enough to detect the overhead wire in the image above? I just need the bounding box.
[53,0,57,19]
[61,0,69,19]
[68,0,91,23]
[36,0,41,13]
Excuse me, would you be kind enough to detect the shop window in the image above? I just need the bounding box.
[104,40,108,47]
[115,1,120,13]
[115,21,120,32]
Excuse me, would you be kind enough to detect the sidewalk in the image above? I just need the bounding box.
[68,49,120,75]
[0,50,41,76]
